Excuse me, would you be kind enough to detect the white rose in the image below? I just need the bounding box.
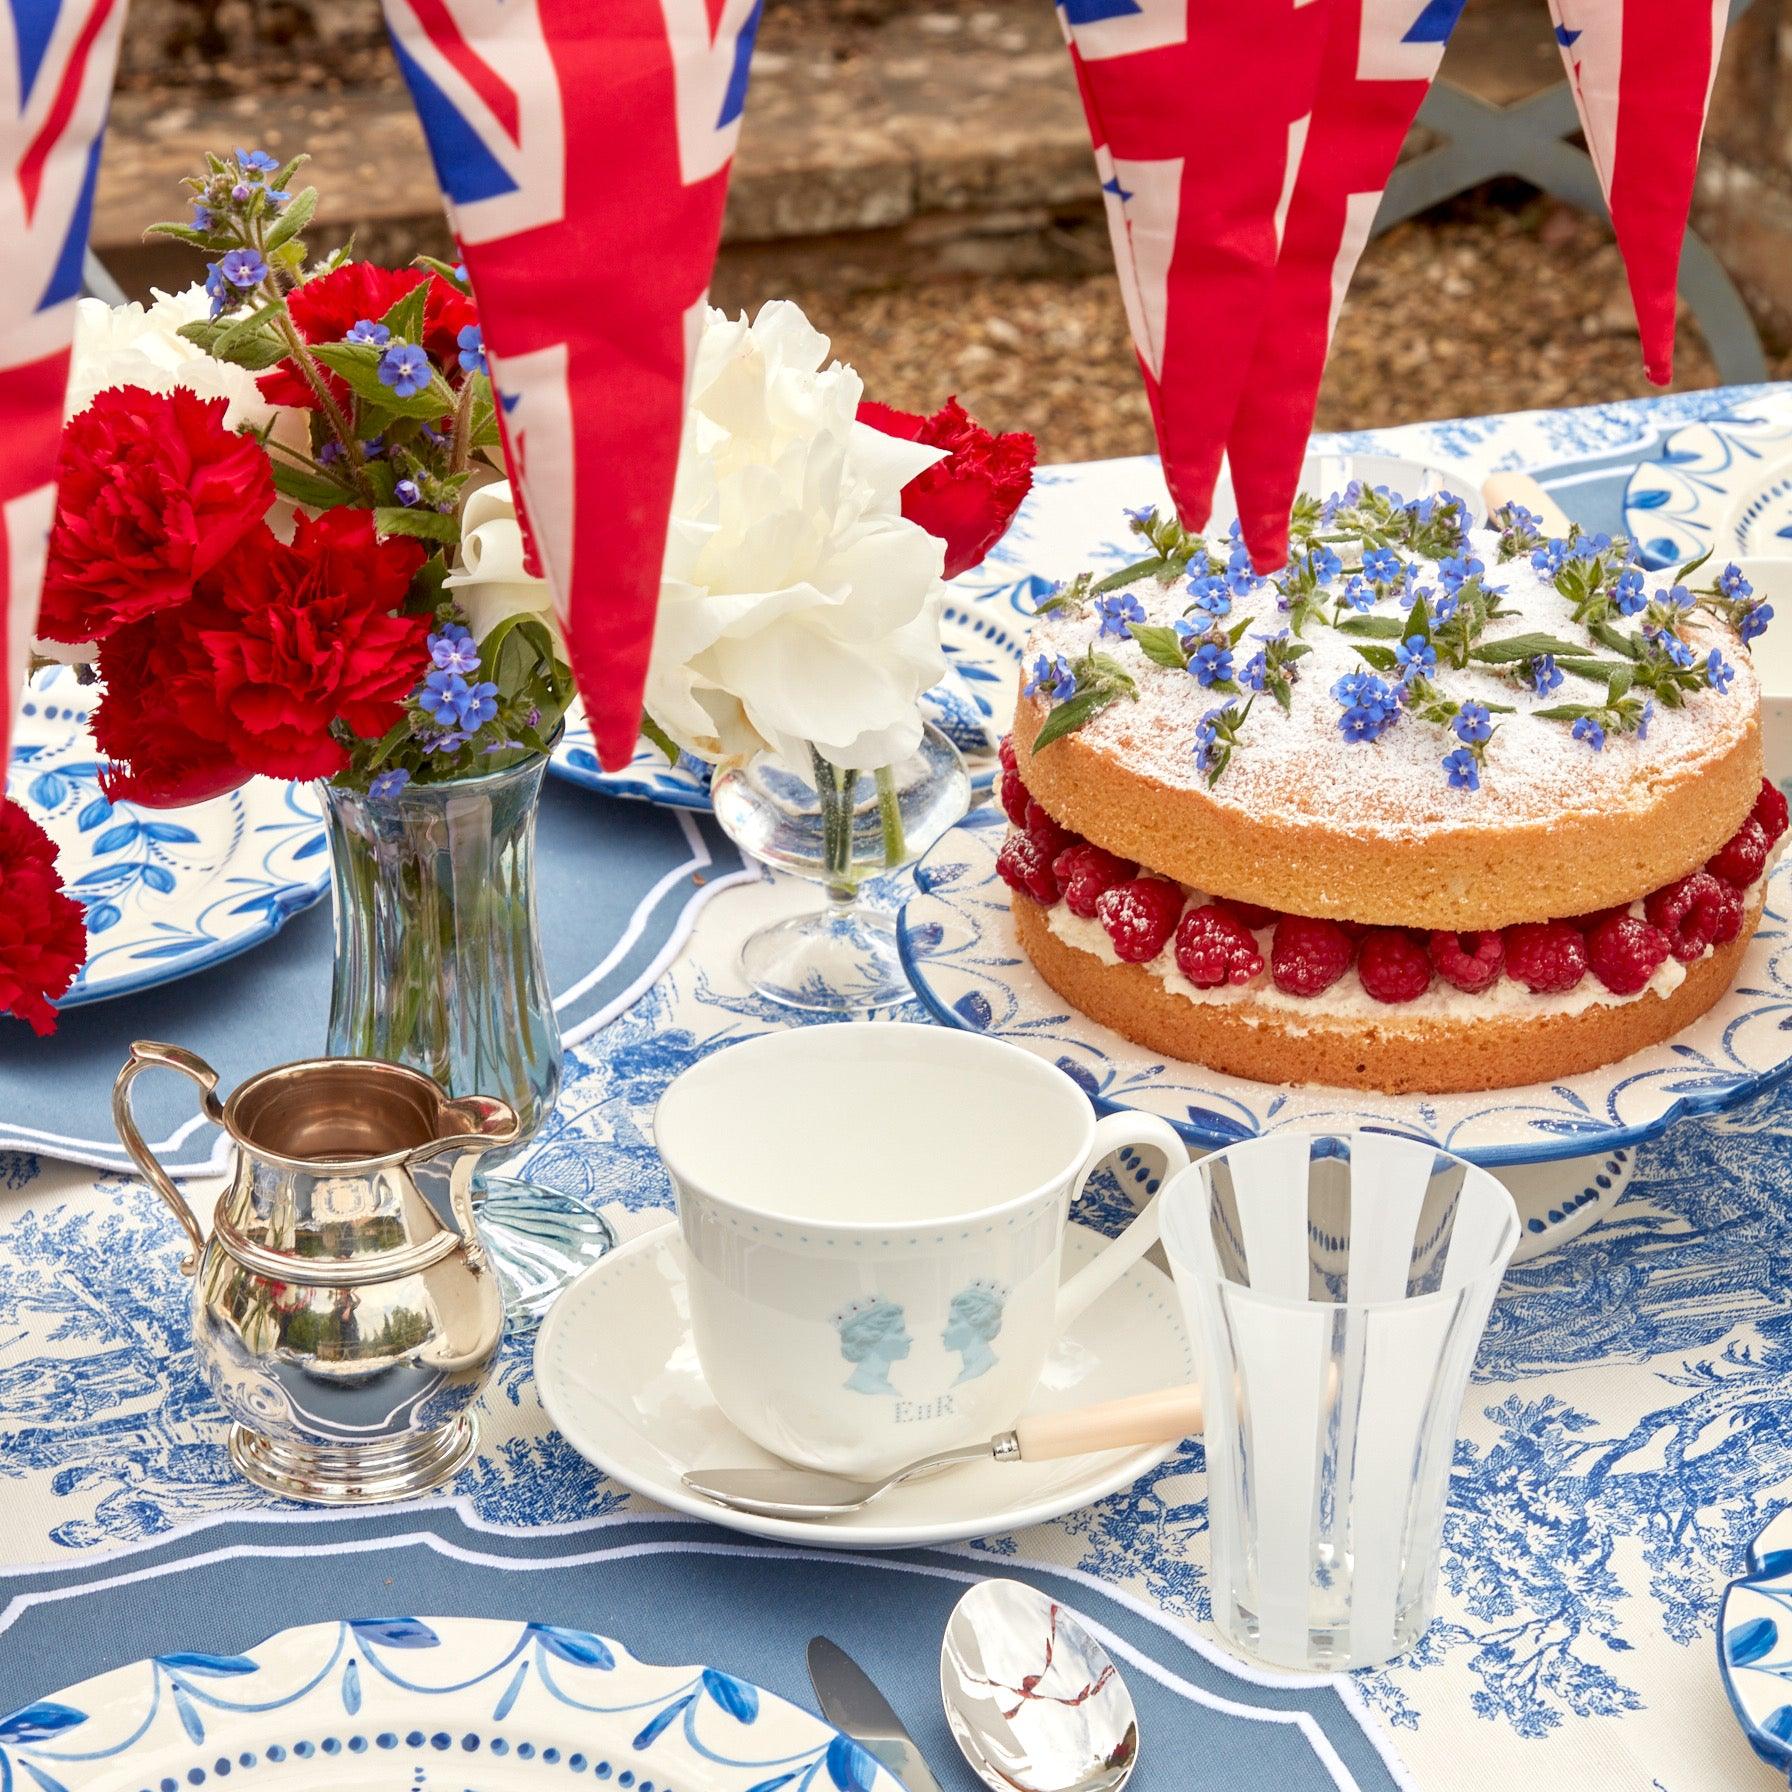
[644,299,950,771]
[441,479,565,651]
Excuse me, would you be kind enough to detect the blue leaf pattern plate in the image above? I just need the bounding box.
[1721,1508,1792,1779]
[0,1615,901,1792]
[9,669,328,1008]
[898,810,1792,1168]
[1621,394,1792,568]
[549,589,1028,806]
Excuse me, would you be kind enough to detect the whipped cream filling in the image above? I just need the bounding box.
[1043,904,1698,1035]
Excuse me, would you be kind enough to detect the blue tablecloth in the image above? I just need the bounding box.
[6,388,1792,1792]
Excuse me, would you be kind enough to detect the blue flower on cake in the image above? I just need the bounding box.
[1024,653,1077,702]
[1393,635,1437,682]
[1742,601,1774,644]
[1437,553,1483,594]
[1614,567,1647,615]
[1339,573,1374,613]
[1186,573,1231,618]
[1707,648,1736,694]
[1093,591,1146,640]
[1719,563,1753,600]
[1442,747,1480,791]
[1453,701,1493,744]
[1190,642,1234,688]
[1362,546,1400,586]
[1572,715,1606,751]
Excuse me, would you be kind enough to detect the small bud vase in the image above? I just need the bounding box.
[711,722,970,1012]
[321,751,613,1319]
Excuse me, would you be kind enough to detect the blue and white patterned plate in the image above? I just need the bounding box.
[0,1614,902,1792]
[1721,1508,1792,1779]
[1621,395,1792,568]
[9,669,328,1008]
[549,588,1029,806]
[897,808,1792,1170]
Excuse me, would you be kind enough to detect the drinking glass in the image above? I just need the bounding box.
[1160,1132,1518,1671]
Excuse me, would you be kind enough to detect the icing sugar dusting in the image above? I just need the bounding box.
[1025,526,1758,836]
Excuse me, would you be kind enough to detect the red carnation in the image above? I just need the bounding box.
[857,395,1036,579]
[259,262,477,412]
[36,387,274,645]
[0,799,88,1036]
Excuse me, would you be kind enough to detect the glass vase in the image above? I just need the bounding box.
[710,721,970,1012]
[322,753,613,1320]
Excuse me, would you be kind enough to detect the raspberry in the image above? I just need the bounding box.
[1429,929,1505,994]
[1754,779,1790,847]
[1053,843,1138,918]
[999,735,1017,775]
[1709,881,1747,944]
[1644,871,1727,963]
[1708,816,1769,889]
[1566,905,1630,933]
[1174,903,1266,987]
[1024,799,1077,862]
[1270,915,1354,997]
[1216,898,1279,930]
[1095,877,1184,963]
[999,763,1029,827]
[996,830,1059,904]
[1586,913,1671,995]
[1504,921,1588,994]
[1357,929,1432,1003]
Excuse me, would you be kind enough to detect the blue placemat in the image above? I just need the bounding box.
[0,782,755,1175]
[0,1507,1406,1792]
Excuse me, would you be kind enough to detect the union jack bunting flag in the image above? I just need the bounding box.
[381,0,763,770]
[0,0,126,762]
[1549,0,1730,386]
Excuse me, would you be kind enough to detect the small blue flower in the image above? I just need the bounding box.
[1186,573,1231,617]
[1241,651,1268,692]
[191,203,213,230]
[1331,670,1383,708]
[266,189,290,206]
[1430,591,1460,625]
[420,669,470,726]
[1023,653,1077,702]
[1339,574,1374,613]
[1190,642,1234,687]
[430,624,480,674]
[1225,543,1261,596]
[378,343,431,399]
[457,324,487,376]
[1719,563,1753,600]
[1531,539,1568,577]
[1442,747,1480,791]
[1093,591,1145,640]
[361,436,387,459]
[1171,617,1199,645]
[1393,635,1436,682]
[454,263,470,284]
[231,181,251,203]
[1572,716,1606,751]
[236,147,280,173]
[218,248,267,289]
[456,680,500,731]
[346,318,391,347]
[1500,502,1541,532]
[318,439,343,466]
[1742,601,1775,644]
[1613,567,1646,614]
[204,260,230,317]
[1192,704,1234,775]
[1339,704,1394,744]
[1637,699,1654,741]
[1707,648,1735,694]
[1305,545,1343,585]
[1453,701,1492,744]
[394,478,422,508]
[1651,631,1695,669]
[429,730,470,754]
[1362,547,1400,585]
[1528,653,1563,696]
[1664,582,1694,611]
[1123,504,1157,528]
[1437,554,1483,594]
[369,769,411,800]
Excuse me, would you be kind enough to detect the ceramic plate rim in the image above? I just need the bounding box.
[896,818,1792,1170]
[534,1219,1183,1549]
[1717,1507,1792,1775]
[0,1612,904,1791]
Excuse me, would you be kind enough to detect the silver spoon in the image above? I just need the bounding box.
[940,1579,1139,1792]
[682,1384,1202,1520]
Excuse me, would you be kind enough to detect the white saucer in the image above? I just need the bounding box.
[534,1218,1193,1549]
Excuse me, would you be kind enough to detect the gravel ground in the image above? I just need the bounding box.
[777,189,1732,462]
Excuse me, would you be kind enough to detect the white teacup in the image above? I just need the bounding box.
[1733,557,1792,794]
[654,1022,1189,1476]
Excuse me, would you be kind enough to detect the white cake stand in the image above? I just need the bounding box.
[898,809,1792,1263]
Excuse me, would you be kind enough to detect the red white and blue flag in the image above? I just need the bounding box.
[1549,0,1729,386]
[380,0,762,770]
[0,0,125,760]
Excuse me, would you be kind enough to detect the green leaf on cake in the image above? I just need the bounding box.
[1469,632,1591,666]
[1033,687,1120,751]
[1674,546,1715,585]
[1351,643,1400,673]
[1127,622,1188,671]
[1335,615,1405,639]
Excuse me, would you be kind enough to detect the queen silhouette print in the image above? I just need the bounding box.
[943,1280,1006,1384]
[832,1297,913,1396]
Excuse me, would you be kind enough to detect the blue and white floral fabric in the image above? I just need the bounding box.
[5,389,1791,1792]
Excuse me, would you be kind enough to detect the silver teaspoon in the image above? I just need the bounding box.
[940,1579,1139,1792]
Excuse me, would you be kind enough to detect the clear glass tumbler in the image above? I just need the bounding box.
[1160,1132,1519,1671]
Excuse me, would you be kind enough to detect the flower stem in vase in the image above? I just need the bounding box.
[875,765,906,869]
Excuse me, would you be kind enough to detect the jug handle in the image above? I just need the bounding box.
[112,1042,225,1276]
[412,1095,521,1275]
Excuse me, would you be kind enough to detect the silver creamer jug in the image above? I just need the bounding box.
[113,1041,517,1504]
